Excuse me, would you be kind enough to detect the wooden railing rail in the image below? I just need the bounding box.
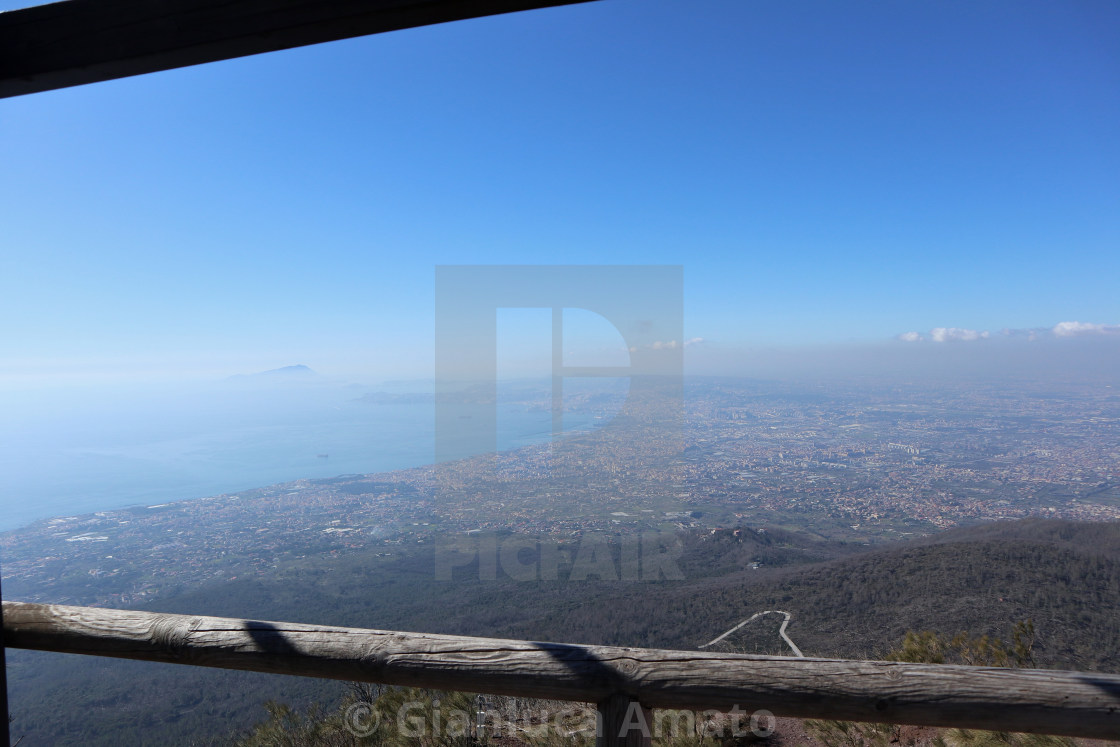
[4,601,1120,744]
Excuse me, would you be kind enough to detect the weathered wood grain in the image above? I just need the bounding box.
[4,601,1120,739]
[0,0,599,98]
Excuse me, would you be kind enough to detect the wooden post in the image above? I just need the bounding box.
[596,693,652,746]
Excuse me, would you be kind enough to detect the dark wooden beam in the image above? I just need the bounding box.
[0,0,599,98]
[6,601,1120,739]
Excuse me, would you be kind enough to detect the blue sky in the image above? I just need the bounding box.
[2,0,1118,384]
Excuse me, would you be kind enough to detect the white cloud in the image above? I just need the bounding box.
[897,320,1120,344]
[1052,321,1120,337]
[930,327,989,343]
[684,337,705,347]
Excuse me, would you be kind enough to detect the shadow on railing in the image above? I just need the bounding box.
[4,601,1120,745]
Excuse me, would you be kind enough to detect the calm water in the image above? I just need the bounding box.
[0,379,607,532]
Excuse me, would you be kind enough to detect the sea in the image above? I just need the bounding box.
[0,377,612,532]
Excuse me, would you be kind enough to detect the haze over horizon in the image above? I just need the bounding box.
[4,4,1120,744]
[2,0,1118,529]
[1,0,1117,388]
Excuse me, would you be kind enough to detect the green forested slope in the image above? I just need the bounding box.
[7,519,1119,745]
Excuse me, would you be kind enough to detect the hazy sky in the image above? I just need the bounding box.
[2,0,1118,384]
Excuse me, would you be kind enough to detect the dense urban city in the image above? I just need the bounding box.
[4,377,1117,609]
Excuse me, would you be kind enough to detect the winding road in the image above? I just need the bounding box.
[699,610,804,657]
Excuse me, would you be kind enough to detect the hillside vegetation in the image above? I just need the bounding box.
[7,519,1120,744]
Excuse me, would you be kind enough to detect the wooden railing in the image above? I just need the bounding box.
[4,601,1120,745]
